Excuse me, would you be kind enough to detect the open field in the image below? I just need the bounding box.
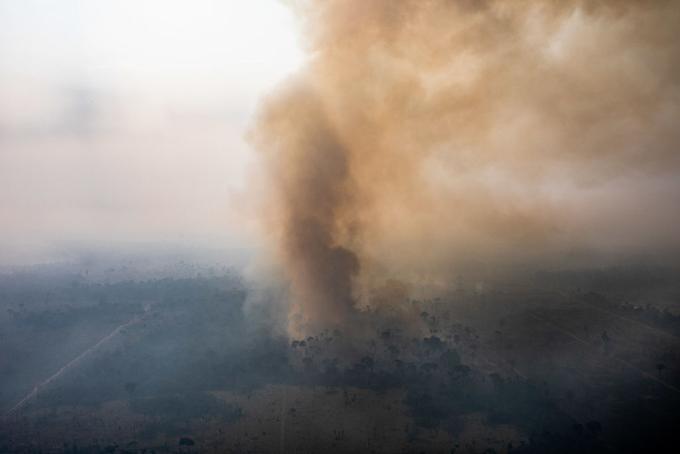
[1,263,679,453]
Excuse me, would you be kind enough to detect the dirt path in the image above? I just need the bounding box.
[4,303,154,419]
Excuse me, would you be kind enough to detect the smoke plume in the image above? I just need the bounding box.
[252,0,680,332]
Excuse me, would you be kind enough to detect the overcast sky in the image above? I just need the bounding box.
[0,0,304,264]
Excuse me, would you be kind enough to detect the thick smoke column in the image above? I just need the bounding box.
[252,0,680,332]
[253,85,360,329]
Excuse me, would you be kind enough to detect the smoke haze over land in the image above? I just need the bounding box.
[3,3,680,453]
[252,0,680,332]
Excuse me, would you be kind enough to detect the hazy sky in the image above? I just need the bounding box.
[0,0,303,264]
[2,0,679,277]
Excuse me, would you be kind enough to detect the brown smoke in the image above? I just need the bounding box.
[251,0,680,332]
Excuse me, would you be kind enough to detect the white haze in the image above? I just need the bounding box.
[0,0,303,265]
